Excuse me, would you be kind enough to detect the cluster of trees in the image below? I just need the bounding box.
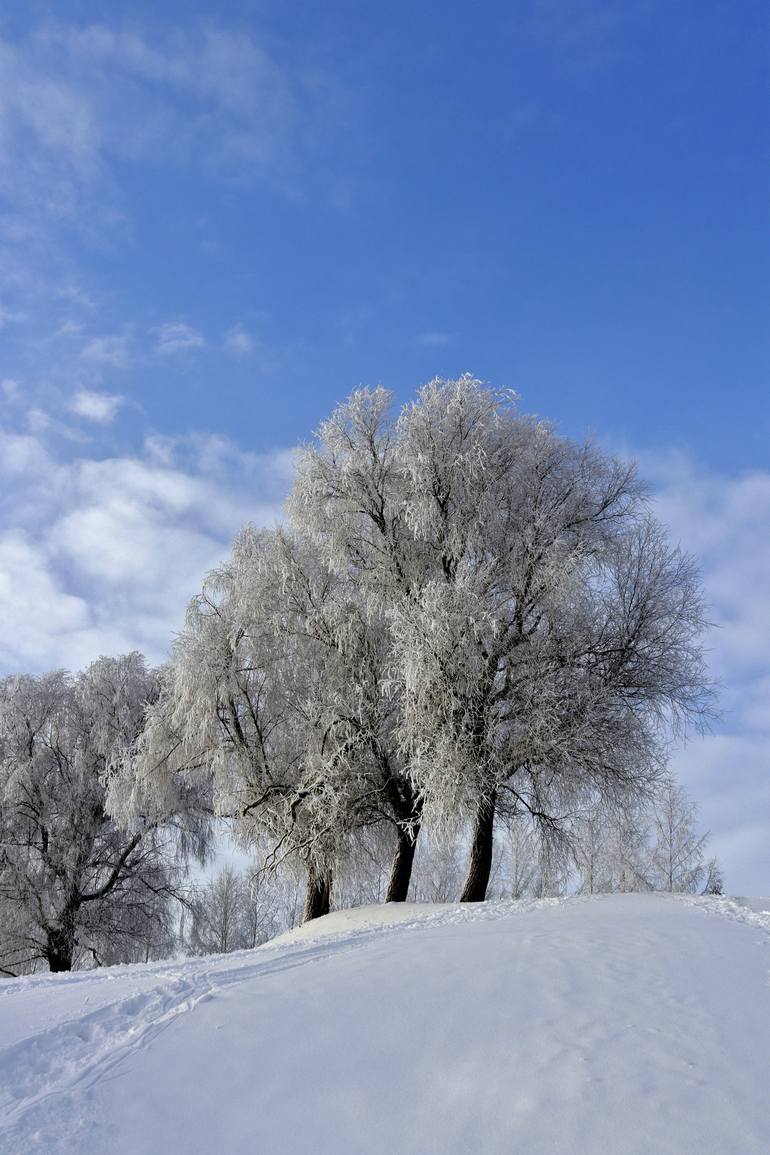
[185,781,722,959]
[0,378,717,974]
[183,862,304,955]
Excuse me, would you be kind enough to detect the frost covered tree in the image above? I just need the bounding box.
[129,524,419,922]
[408,826,469,903]
[570,798,652,894]
[124,529,337,922]
[185,865,250,955]
[398,383,710,900]
[648,778,719,893]
[124,375,711,919]
[182,859,305,957]
[567,781,723,896]
[289,388,429,899]
[0,655,194,974]
[291,377,712,903]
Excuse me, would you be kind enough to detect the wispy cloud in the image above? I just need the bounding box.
[0,35,101,233]
[0,18,357,394]
[0,21,354,244]
[0,307,27,328]
[153,321,205,356]
[80,331,132,369]
[69,389,124,423]
[224,325,255,357]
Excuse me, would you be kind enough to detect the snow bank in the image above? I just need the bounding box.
[1,894,769,1154]
[269,895,561,946]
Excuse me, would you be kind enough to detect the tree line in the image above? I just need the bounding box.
[0,377,717,974]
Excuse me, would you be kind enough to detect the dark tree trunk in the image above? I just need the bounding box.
[384,777,423,903]
[303,863,332,922]
[385,822,420,903]
[45,920,77,973]
[459,789,497,903]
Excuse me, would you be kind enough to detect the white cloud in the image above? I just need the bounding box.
[0,534,94,670]
[56,319,84,337]
[0,428,53,479]
[647,452,770,685]
[153,321,205,356]
[0,533,132,672]
[645,451,770,894]
[0,426,290,674]
[70,388,123,423]
[224,325,255,357]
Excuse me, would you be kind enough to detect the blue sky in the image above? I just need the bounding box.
[0,1,768,890]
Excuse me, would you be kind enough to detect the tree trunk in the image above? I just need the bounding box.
[385,821,421,902]
[303,863,332,922]
[384,778,423,903]
[45,921,76,973]
[460,789,497,903]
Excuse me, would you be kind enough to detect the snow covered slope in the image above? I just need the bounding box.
[1,895,769,1154]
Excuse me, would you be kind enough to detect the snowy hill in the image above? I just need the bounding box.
[1,895,769,1155]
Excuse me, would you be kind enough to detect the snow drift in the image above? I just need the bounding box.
[1,894,768,1154]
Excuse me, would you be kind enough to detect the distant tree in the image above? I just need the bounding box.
[186,865,250,955]
[242,860,306,943]
[502,816,541,899]
[648,778,719,894]
[492,818,538,899]
[0,655,199,974]
[183,859,305,957]
[333,827,393,909]
[494,808,572,896]
[701,857,724,896]
[567,780,724,898]
[601,799,654,894]
[570,806,616,896]
[409,826,468,903]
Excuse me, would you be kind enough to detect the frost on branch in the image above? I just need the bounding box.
[134,376,713,918]
[288,376,712,904]
[0,655,188,974]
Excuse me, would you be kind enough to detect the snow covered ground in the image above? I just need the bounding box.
[1,894,769,1154]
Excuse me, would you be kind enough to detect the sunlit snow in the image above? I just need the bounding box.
[1,894,768,1154]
